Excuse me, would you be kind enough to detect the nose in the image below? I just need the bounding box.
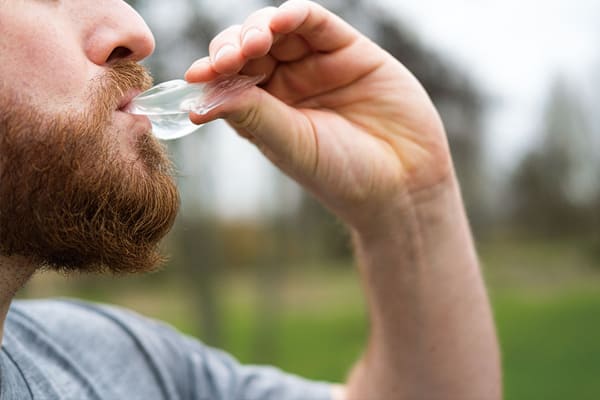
[83,1,155,65]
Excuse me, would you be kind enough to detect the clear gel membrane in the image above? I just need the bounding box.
[126,74,263,140]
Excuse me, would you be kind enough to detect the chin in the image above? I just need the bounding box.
[113,111,153,160]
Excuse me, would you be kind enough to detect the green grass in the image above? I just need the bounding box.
[495,288,600,400]
[218,301,367,381]
[210,285,600,398]
[19,238,600,398]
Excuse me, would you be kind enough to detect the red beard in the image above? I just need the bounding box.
[0,61,180,274]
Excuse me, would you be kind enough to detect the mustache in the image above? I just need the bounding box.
[91,61,154,114]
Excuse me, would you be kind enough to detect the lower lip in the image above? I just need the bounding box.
[116,110,152,133]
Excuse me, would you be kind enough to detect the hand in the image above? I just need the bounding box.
[185,0,453,231]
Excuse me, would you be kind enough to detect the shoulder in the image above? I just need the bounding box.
[8,298,176,349]
[7,299,334,400]
[7,298,192,399]
[7,297,195,366]
[10,298,147,331]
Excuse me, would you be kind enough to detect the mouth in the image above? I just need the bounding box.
[117,89,143,112]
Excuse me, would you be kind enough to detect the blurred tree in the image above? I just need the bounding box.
[510,77,596,236]
[168,217,224,346]
[125,0,226,345]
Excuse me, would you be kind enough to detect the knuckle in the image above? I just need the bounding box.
[232,105,261,133]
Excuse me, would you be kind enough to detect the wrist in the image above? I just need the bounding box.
[349,174,467,246]
[343,174,501,400]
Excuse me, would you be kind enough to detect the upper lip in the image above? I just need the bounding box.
[117,89,143,111]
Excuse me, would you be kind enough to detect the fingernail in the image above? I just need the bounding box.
[215,44,236,62]
[242,28,262,47]
[187,57,210,71]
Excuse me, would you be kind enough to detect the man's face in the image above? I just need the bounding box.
[0,1,180,273]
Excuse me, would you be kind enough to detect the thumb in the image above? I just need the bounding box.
[195,87,319,179]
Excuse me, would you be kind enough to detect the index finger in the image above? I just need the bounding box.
[270,0,358,53]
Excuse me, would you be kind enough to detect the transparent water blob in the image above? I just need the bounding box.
[126,74,263,140]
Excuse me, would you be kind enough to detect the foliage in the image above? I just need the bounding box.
[509,77,599,236]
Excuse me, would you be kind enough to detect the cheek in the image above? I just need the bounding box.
[0,9,91,112]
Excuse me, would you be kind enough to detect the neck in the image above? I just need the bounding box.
[0,255,37,342]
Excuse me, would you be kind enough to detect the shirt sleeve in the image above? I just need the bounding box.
[93,302,335,400]
[178,334,334,400]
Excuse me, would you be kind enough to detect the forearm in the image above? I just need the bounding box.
[186,3,502,397]
[344,176,501,400]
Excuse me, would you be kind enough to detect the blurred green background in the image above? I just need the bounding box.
[19,0,600,399]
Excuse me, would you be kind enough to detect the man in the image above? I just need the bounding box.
[0,0,501,399]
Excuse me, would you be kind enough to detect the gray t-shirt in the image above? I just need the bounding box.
[1,299,333,400]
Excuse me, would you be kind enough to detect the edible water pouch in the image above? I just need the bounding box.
[126,74,263,140]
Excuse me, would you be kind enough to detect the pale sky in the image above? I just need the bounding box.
[380,0,600,169]
[163,0,600,218]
